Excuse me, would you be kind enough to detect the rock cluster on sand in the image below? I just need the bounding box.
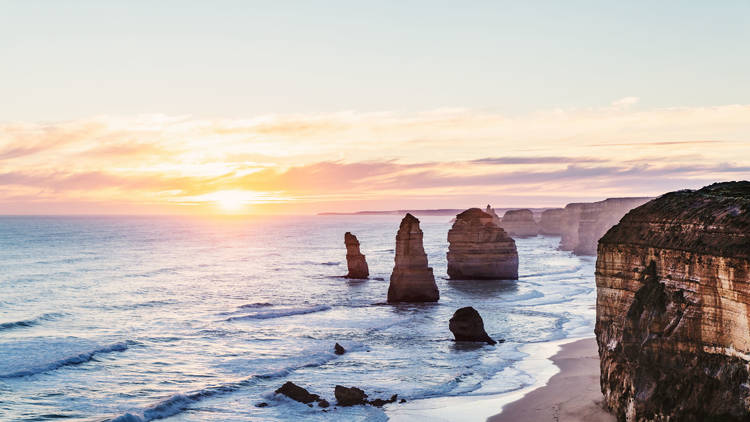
[538,208,564,235]
[344,232,369,279]
[446,208,518,280]
[559,197,651,255]
[387,213,439,303]
[499,209,539,237]
[449,306,496,345]
[595,182,750,421]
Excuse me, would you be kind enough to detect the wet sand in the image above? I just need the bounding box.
[488,337,615,422]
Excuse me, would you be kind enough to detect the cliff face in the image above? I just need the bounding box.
[388,213,439,302]
[559,198,651,255]
[560,203,585,250]
[539,208,564,235]
[447,208,518,280]
[595,182,750,421]
[344,232,369,279]
[499,209,539,237]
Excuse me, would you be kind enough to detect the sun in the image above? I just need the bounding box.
[215,191,247,212]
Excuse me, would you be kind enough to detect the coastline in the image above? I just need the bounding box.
[385,337,586,421]
[489,337,615,422]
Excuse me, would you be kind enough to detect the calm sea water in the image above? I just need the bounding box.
[0,215,596,421]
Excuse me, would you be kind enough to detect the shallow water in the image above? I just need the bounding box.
[0,215,596,421]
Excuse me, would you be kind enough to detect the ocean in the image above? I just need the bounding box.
[0,215,596,421]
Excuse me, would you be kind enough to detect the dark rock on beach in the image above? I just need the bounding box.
[334,342,346,355]
[449,306,496,345]
[334,385,368,406]
[275,381,321,404]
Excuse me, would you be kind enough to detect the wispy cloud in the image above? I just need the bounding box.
[0,103,748,214]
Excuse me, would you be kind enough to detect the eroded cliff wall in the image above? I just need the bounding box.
[595,182,750,421]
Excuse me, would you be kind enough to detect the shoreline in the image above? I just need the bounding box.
[489,337,615,422]
[385,337,585,421]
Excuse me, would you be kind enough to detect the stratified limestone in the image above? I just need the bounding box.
[446,208,518,280]
[387,213,439,302]
[595,181,750,422]
[344,232,369,279]
[539,208,564,235]
[499,209,539,237]
[574,197,651,255]
[559,198,651,254]
[559,202,586,250]
[449,306,496,345]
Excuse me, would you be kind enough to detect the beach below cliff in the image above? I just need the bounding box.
[490,337,614,422]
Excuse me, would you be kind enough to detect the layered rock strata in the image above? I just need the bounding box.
[449,306,496,345]
[559,202,586,250]
[539,208,564,235]
[344,232,369,279]
[595,181,750,421]
[499,209,539,237]
[574,197,651,255]
[387,213,439,302]
[559,198,651,255]
[446,208,518,280]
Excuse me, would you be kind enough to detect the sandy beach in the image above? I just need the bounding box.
[489,337,615,422]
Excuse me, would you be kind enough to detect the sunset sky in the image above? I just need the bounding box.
[2,1,749,214]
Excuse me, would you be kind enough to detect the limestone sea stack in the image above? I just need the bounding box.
[446,208,518,279]
[595,182,750,421]
[538,208,564,235]
[344,232,369,279]
[387,213,439,303]
[499,209,539,237]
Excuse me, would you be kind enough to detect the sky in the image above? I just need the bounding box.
[1,1,749,214]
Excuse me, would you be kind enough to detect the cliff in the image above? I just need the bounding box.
[499,209,539,237]
[539,208,564,235]
[447,208,518,280]
[559,198,651,255]
[595,181,750,421]
[387,213,439,302]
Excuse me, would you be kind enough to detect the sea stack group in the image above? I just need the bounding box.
[387,213,439,303]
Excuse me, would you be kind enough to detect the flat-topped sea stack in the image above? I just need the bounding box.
[539,208,564,235]
[595,181,750,421]
[446,208,518,280]
[344,232,369,279]
[499,209,538,237]
[387,213,439,302]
